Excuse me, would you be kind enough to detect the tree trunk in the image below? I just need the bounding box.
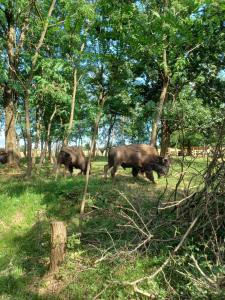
[21,128,27,157]
[33,106,41,164]
[4,86,18,164]
[92,124,98,160]
[49,221,67,273]
[105,114,116,156]
[24,0,57,176]
[80,91,107,215]
[187,140,192,156]
[63,42,85,146]
[39,106,57,168]
[150,75,169,147]
[48,140,52,162]
[160,120,171,157]
[41,138,44,151]
[150,7,169,147]
[39,145,47,166]
[64,68,77,146]
[24,90,33,176]
[4,5,18,165]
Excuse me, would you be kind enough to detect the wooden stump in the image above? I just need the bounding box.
[49,221,67,273]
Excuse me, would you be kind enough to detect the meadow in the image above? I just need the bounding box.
[0,157,214,299]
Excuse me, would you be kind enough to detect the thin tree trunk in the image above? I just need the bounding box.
[92,125,98,160]
[24,0,56,175]
[41,138,44,152]
[160,119,170,157]
[21,128,27,157]
[4,86,18,164]
[150,47,169,147]
[80,91,107,215]
[4,5,18,165]
[31,0,57,69]
[105,114,116,156]
[48,140,52,162]
[63,42,85,146]
[24,90,33,176]
[187,140,192,156]
[33,106,41,164]
[39,106,57,168]
[64,68,78,146]
[150,0,169,147]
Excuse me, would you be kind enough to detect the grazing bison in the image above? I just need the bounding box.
[56,146,88,176]
[104,144,170,183]
[0,150,8,164]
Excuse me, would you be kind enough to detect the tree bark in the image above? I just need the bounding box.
[49,221,67,273]
[23,90,33,175]
[63,68,78,146]
[150,73,169,147]
[92,124,98,160]
[80,90,107,215]
[63,41,85,146]
[4,86,18,164]
[160,119,170,157]
[105,114,116,156]
[187,140,192,156]
[48,140,52,162]
[150,1,169,147]
[24,0,56,175]
[33,106,41,164]
[3,1,32,165]
[4,4,18,165]
[39,106,57,167]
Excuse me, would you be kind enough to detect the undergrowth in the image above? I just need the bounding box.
[0,157,223,299]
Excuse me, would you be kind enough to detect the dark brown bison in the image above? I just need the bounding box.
[0,149,8,164]
[56,146,88,176]
[104,144,170,183]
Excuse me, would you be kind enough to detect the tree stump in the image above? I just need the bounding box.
[49,221,67,273]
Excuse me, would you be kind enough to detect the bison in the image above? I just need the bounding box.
[56,146,88,177]
[104,144,170,183]
[0,150,8,164]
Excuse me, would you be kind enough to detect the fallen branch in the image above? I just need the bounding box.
[110,217,199,296]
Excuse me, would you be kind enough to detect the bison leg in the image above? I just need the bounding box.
[110,165,118,184]
[68,164,73,176]
[132,167,139,177]
[54,162,60,179]
[104,164,111,179]
[145,170,156,184]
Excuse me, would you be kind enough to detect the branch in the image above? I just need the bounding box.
[185,43,203,56]
[190,254,216,286]
[158,191,196,210]
[34,1,44,21]
[31,0,56,69]
[117,191,152,237]
[15,2,32,61]
[110,217,199,295]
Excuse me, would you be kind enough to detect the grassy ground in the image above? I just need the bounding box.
[0,157,209,299]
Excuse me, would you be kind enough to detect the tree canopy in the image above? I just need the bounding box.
[0,0,224,166]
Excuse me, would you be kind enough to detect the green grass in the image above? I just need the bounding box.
[0,157,210,299]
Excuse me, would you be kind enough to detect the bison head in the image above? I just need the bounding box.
[148,156,170,177]
[0,151,8,164]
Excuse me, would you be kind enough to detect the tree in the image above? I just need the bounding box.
[0,0,32,164]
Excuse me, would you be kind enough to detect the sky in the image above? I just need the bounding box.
[0,130,4,148]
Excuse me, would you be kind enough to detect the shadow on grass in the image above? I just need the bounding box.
[0,218,61,299]
[0,158,188,299]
